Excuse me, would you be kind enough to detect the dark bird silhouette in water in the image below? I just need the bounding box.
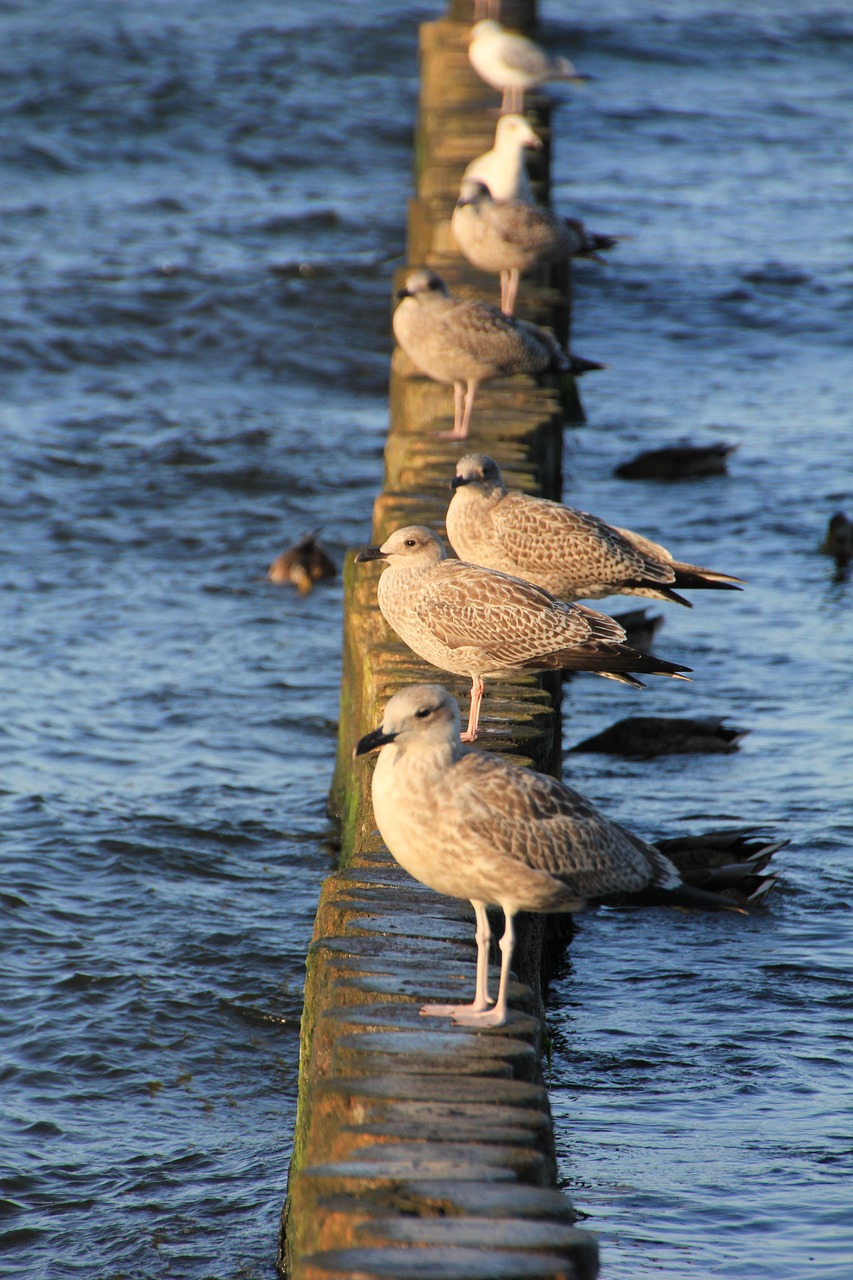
[615,442,736,481]
[268,531,336,594]
[609,608,665,654]
[653,828,787,907]
[820,511,852,574]
[568,715,748,758]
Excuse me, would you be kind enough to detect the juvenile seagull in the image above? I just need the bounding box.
[461,113,542,202]
[446,453,744,605]
[354,525,690,742]
[452,180,618,314]
[468,20,590,113]
[393,269,603,440]
[356,684,740,1028]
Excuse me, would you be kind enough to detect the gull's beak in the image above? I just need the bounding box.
[354,545,388,563]
[395,287,411,300]
[449,474,471,490]
[354,725,397,757]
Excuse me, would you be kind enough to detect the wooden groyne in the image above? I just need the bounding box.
[282,5,599,1277]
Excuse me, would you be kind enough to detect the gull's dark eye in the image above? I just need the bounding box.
[415,706,432,719]
[404,538,417,547]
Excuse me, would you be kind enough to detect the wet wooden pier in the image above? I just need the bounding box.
[282,4,599,1276]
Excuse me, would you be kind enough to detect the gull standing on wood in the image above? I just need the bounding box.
[446,453,744,604]
[461,114,542,202]
[468,20,590,114]
[355,684,742,1028]
[354,526,690,742]
[452,180,618,315]
[392,269,603,440]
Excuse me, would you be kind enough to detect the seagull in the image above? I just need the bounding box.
[468,20,590,114]
[446,453,744,604]
[355,684,743,1028]
[354,525,690,742]
[452,180,618,314]
[392,269,604,439]
[461,113,542,202]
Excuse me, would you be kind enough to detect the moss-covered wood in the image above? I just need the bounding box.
[283,5,599,1277]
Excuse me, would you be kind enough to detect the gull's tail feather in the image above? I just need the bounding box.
[564,353,607,377]
[569,225,620,262]
[527,644,691,684]
[672,562,745,591]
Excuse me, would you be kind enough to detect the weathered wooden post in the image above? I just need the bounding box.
[282,6,599,1276]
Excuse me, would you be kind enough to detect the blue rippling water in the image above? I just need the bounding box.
[1,2,425,1276]
[1,0,852,1278]
[542,2,853,1277]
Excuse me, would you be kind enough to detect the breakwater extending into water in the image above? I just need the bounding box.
[3,2,852,1277]
[282,6,605,1275]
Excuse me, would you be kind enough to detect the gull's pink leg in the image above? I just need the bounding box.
[472,901,494,1009]
[453,910,515,1027]
[436,381,471,439]
[457,382,478,439]
[420,900,494,1018]
[460,674,485,742]
[503,268,520,316]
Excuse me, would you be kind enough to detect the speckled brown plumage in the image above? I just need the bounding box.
[355,684,740,1027]
[447,453,743,605]
[452,181,617,313]
[392,269,599,438]
[354,524,690,740]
